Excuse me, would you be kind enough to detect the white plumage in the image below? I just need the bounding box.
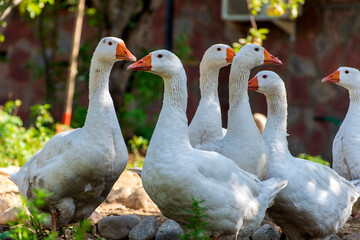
[249,70,360,239]
[127,50,287,239]
[188,44,235,148]
[10,37,135,229]
[199,44,281,180]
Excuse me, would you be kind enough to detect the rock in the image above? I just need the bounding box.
[252,224,280,240]
[341,233,360,240]
[129,216,159,240]
[97,215,141,240]
[0,207,19,225]
[329,235,340,240]
[105,187,134,204]
[155,219,184,240]
[88,210,103,224]
[0,198,9,212]
[125,187,159,212]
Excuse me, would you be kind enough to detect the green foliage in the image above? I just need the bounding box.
[233,28,269,52]
[179,198,211,240]
[297,153,330,167]
[70,219,92,240]
[18,0,55,19]
[5,188,57,240]
[0,100,55,167]
[3,189,99,240]
[248,0,305,19]
[127,135,149,168]
[174,32,193,61]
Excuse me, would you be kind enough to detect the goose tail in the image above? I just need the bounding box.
[259,178,288,208]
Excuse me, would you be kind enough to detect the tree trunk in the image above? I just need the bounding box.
[93,0,164,110]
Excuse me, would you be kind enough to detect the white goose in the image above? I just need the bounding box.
[248,70,360,239]
[188,44,236,148]
[322,67,360,219]
[127,50,287,240]
[10,37,135,230]
[199,44,282,180]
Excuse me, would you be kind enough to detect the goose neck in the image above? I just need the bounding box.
[161,68,188,113]
[149,68,191,151]
[262,90,290,157]
[229,65,251,108]
[84,58,115,127]
[199,65,220,100]
[349,89,360,106]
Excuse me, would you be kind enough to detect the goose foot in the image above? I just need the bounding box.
[51,211,59,231]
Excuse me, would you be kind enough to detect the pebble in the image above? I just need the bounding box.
[88,210,103,224]
[129,216,159,240]
[155,219,184,240]
[252,223,280,240]
[97,215,141,240]
[341,233,360,240]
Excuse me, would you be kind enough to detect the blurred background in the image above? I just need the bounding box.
[0,0,359,167]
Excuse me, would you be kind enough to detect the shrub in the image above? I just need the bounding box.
[179,198,211,240]
[0,100,55,167]
[297,153,330,167]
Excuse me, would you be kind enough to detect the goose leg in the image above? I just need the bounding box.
[51,211,59,231]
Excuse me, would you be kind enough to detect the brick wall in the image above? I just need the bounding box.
[1,1,359,163]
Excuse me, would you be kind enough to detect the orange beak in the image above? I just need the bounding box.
[321,70,340,83]
[116,42,136,61]
[226,47,236,63]
[263,49,282,65]
[248,76,259,91]
[127,54,152,71]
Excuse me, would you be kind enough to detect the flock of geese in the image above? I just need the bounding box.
[8,36,360,240]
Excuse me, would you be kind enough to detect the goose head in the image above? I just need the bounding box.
[248,70,284,94]
[201,44,236,68]
[234,44,282,68]
[93,37,136,63]
[127,49,183,79]
[322,67,360,90]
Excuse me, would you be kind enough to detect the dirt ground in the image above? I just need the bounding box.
[0,167,359,239]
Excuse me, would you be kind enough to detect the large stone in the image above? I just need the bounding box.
[0,207,19,225]
[129,216,159,240]
[252,224,280,240]
[0,198,9,212]
[155,219,184,240]
[97,215,141,240]
[105,187,134,204]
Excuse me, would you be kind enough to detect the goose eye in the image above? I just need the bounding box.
[254,47,259,52]
[345,70,349,74]
[217,48,222,51]
[263,75,267,79]
[157,54,163,58]
[108,41,113,46]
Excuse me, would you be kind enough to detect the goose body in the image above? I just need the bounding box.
[188,44,235,148]
[249,71,360,239]
[10,37,135,229]
[128,50,287,239]
[199,44,281,180]
[322,67,360,181]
